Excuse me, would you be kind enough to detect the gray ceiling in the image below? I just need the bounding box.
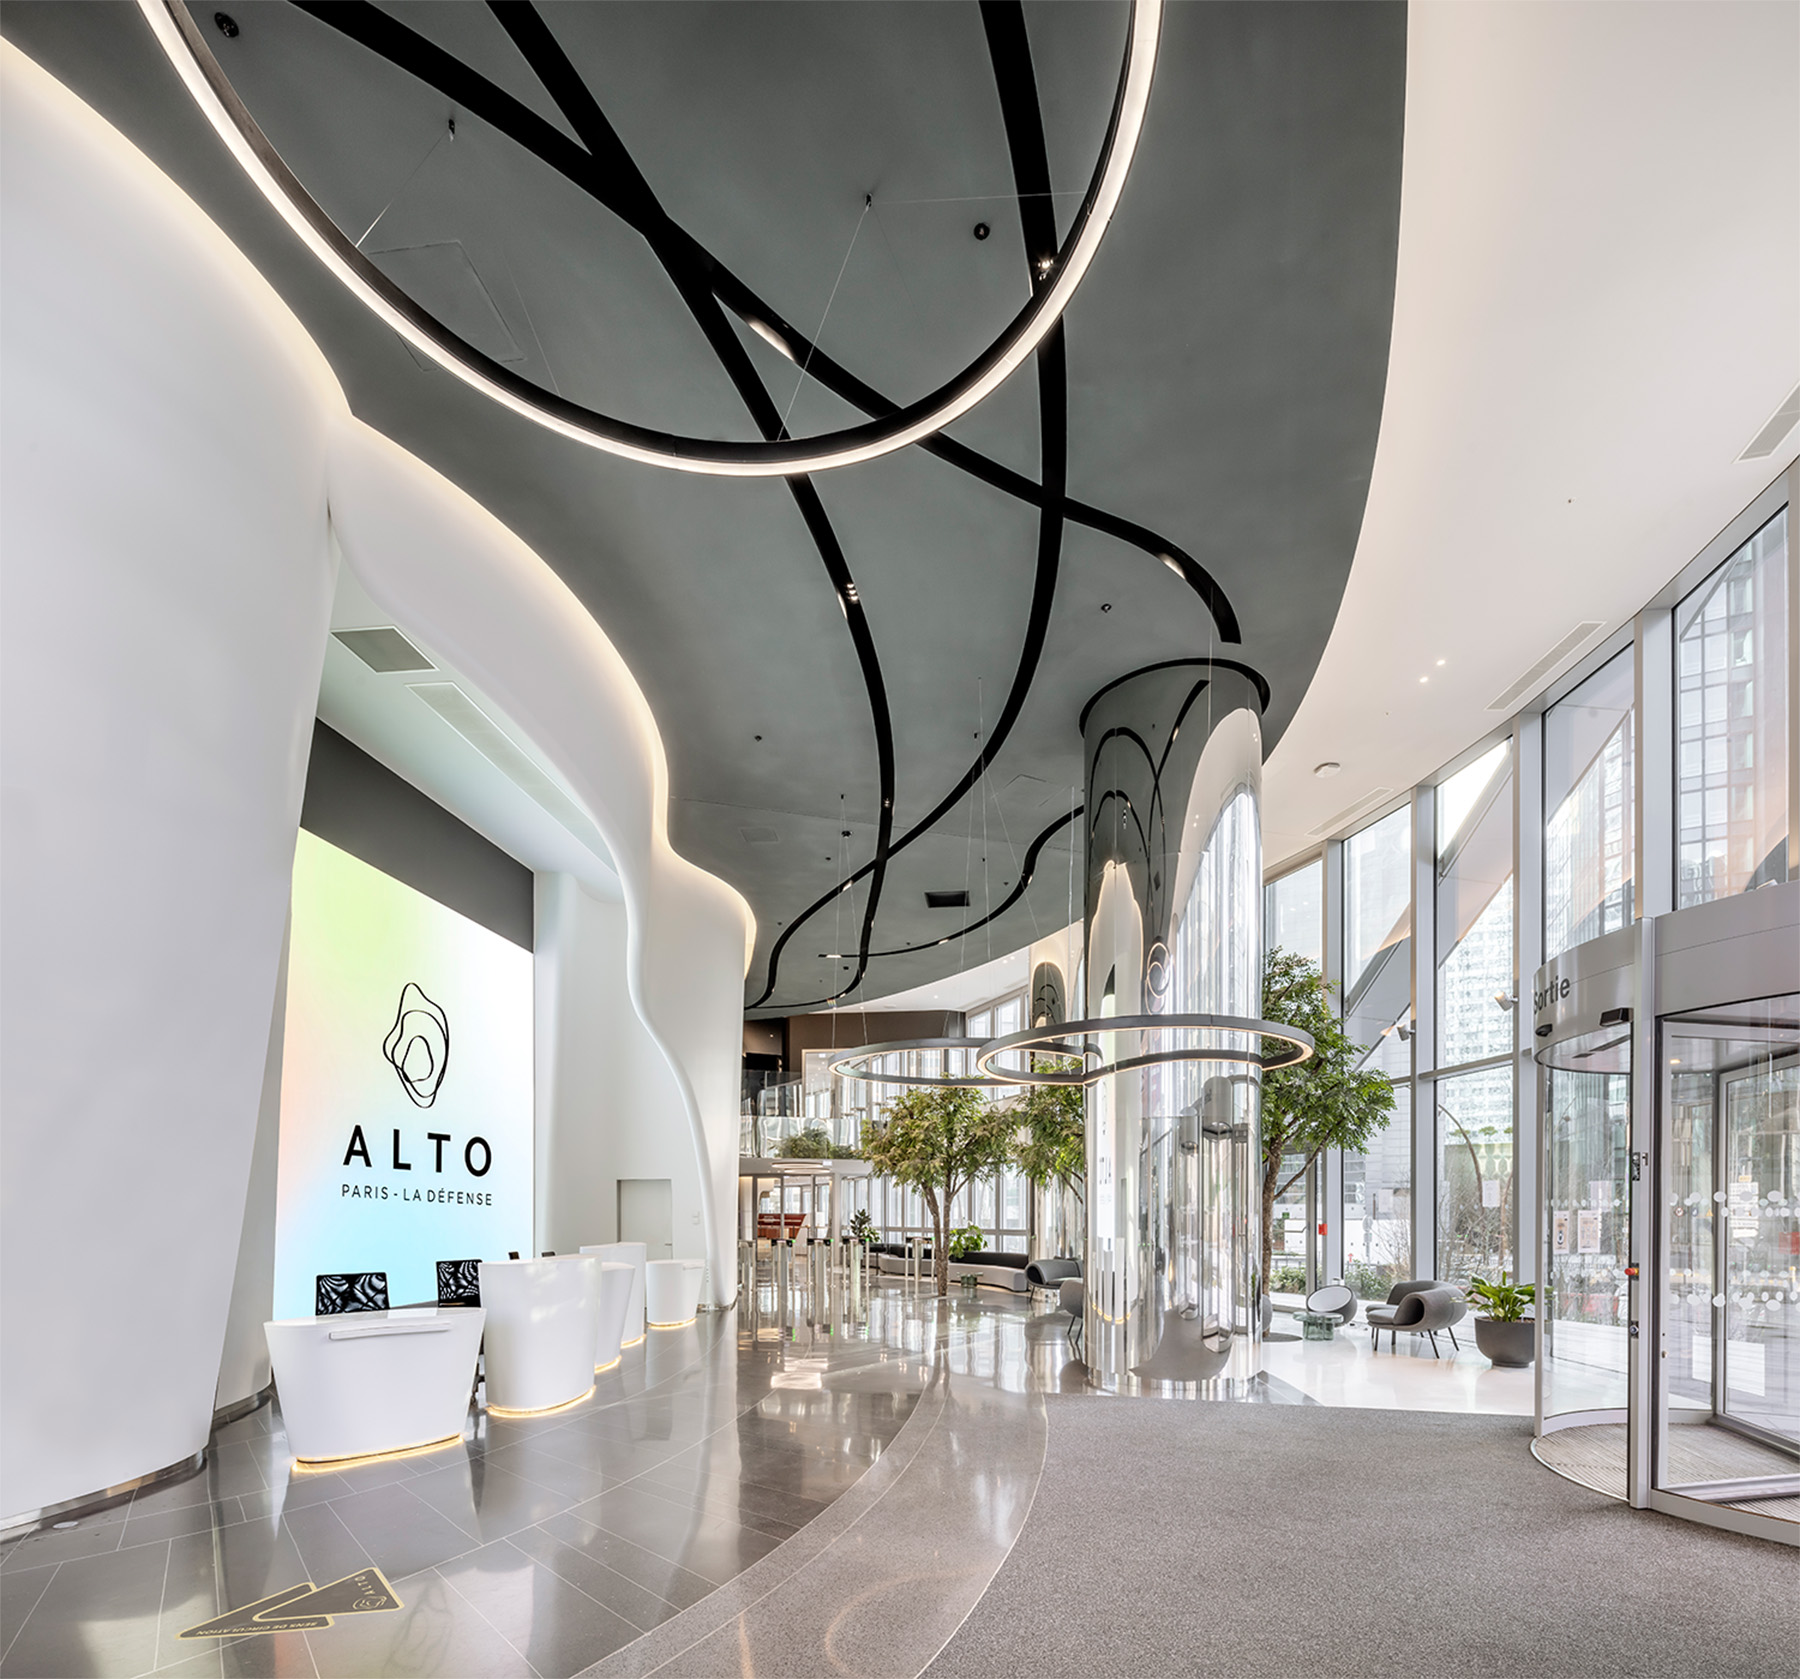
[3,0,1405,1014]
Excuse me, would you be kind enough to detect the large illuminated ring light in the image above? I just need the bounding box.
[139,0,1163,478]
[973,1014,1314,1087]
[826,1038,1023,1090]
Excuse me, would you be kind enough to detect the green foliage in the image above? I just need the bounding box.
[864,1085,1016,1295]
[1259,948,1396,1282]
[1271,1265,1307,1294]
[776,1127,859,1160]
[947,1223,984,1261]
[1012,1062,1085,1197]
[1466,1271,1536,1322]
[847,1209,877,1245]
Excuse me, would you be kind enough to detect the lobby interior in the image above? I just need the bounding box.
[2,3,1797,1677]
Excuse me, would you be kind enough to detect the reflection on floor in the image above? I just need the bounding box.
[1533,1420,1800,1523]
[5,1281,1789,1679]
[0,1280,940,1679]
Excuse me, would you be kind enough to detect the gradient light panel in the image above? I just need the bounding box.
[274,831,532,1320]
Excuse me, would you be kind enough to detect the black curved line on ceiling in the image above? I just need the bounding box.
[1078,657,1272,736]
[747,0,1068,1011]
[281,1,1238,640]
[864,804,1082,958]
[483,1,899,1004]
[270,1,1262,1008]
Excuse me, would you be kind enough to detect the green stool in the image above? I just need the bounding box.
[1299,1311,1339,1342]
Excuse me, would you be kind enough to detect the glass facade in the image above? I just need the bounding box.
[1544,649,1635,961]
[1259,479,1792,1335]
[1436,741,1515,1069]
[1265,859,1323,966]
[1676,509,1789,907]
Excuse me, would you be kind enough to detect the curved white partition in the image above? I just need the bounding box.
[479,1256,600,1414]
[263,1308,482,1464]
[646,1260,705,1328]
[582,1242,648,1346]
[593,1261,634,1373]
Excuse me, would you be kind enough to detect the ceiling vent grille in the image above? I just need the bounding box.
[334,626,434,674]
[740,826,781,845]
[407,681,608,857]
[1308,788,1395,839]
[1487,621,1605,713]
[925,889,971,909]
[1740,383,1800,460]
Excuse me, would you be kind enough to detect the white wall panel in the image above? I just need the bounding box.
[0,46,343,1517]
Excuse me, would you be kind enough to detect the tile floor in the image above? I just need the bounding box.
[0,1284,929,1679]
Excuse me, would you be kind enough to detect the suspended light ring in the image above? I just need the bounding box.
[826,1038,1039,1090]
[973,1014,1314,1087]
[139,0,1163,478]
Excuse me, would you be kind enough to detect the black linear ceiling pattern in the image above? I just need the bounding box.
[1,1,1407,1014]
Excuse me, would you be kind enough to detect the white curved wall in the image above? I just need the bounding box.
[325,422,753,1310]
[0,44,341,1517]
[0,44,750,1518]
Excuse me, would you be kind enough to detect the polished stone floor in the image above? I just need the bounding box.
[8,1282,1781,1679]
[0,1275,958,1679]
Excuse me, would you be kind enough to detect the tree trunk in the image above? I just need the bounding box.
[1261,1155,1280,1290]
[924,1186,946,1297]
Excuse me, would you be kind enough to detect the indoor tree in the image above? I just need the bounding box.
[1012,1063,1085,1256]
[862,1084,1017,1295]
[1259,947,1395,1291]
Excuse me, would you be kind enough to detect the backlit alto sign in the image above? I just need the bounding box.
[341,982,494,1206]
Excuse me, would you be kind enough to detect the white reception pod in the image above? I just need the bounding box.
[593,1261,634,1372]
[581,1242,648,1344]
[646,1259,705,1327]
[263,1307,482,1464]
[480,1255,600,1413]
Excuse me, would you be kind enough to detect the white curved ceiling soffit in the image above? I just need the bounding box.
[1265,0,1800,869]
[0,1,1410,1014]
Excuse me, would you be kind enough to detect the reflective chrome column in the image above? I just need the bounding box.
[1081,664,1264,1389]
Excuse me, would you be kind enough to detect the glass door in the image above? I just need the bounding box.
[1657,998,1800,1530]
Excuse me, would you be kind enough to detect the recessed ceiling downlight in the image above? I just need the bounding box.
[139,0,1164,478]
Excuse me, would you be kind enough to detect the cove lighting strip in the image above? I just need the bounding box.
[138,0,1162,477]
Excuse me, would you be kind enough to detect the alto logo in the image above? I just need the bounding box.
[383,982,449,1107]
[1533,976,1570,1015]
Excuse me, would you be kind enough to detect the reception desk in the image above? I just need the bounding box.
[479,1255,600,1414]
[264,1306,483,1464]
[593,1260,634,1372]
[581,1242,647,1345]
[646,1259,704,1327]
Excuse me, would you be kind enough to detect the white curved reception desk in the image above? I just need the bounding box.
[593,1261,634,1372]
[264,1307,483,1464]
[581,1242,647,1344]
[646,1259,704,1327]
[479,1255,600,1414]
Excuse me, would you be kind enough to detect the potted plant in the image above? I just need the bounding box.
[848,1208,877,1248]
[1465,1271,1536,1367]
[948,1224,984,1291]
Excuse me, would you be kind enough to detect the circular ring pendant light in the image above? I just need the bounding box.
[138,0,1164,478]
[825,1038,1019,1090]
[974,1013,1314,1087]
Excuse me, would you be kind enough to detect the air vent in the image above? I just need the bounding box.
[1740,383,1800,461]
[1487,622,1605,712]
[740,826,780,845]
[1307,788,1395,839]
[334,627,434,674]
[407,682,608,857]
[925,889,971,910]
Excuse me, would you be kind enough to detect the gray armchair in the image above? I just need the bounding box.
[1026,1257,1081,1288]
[1366,1281,1465,1355]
